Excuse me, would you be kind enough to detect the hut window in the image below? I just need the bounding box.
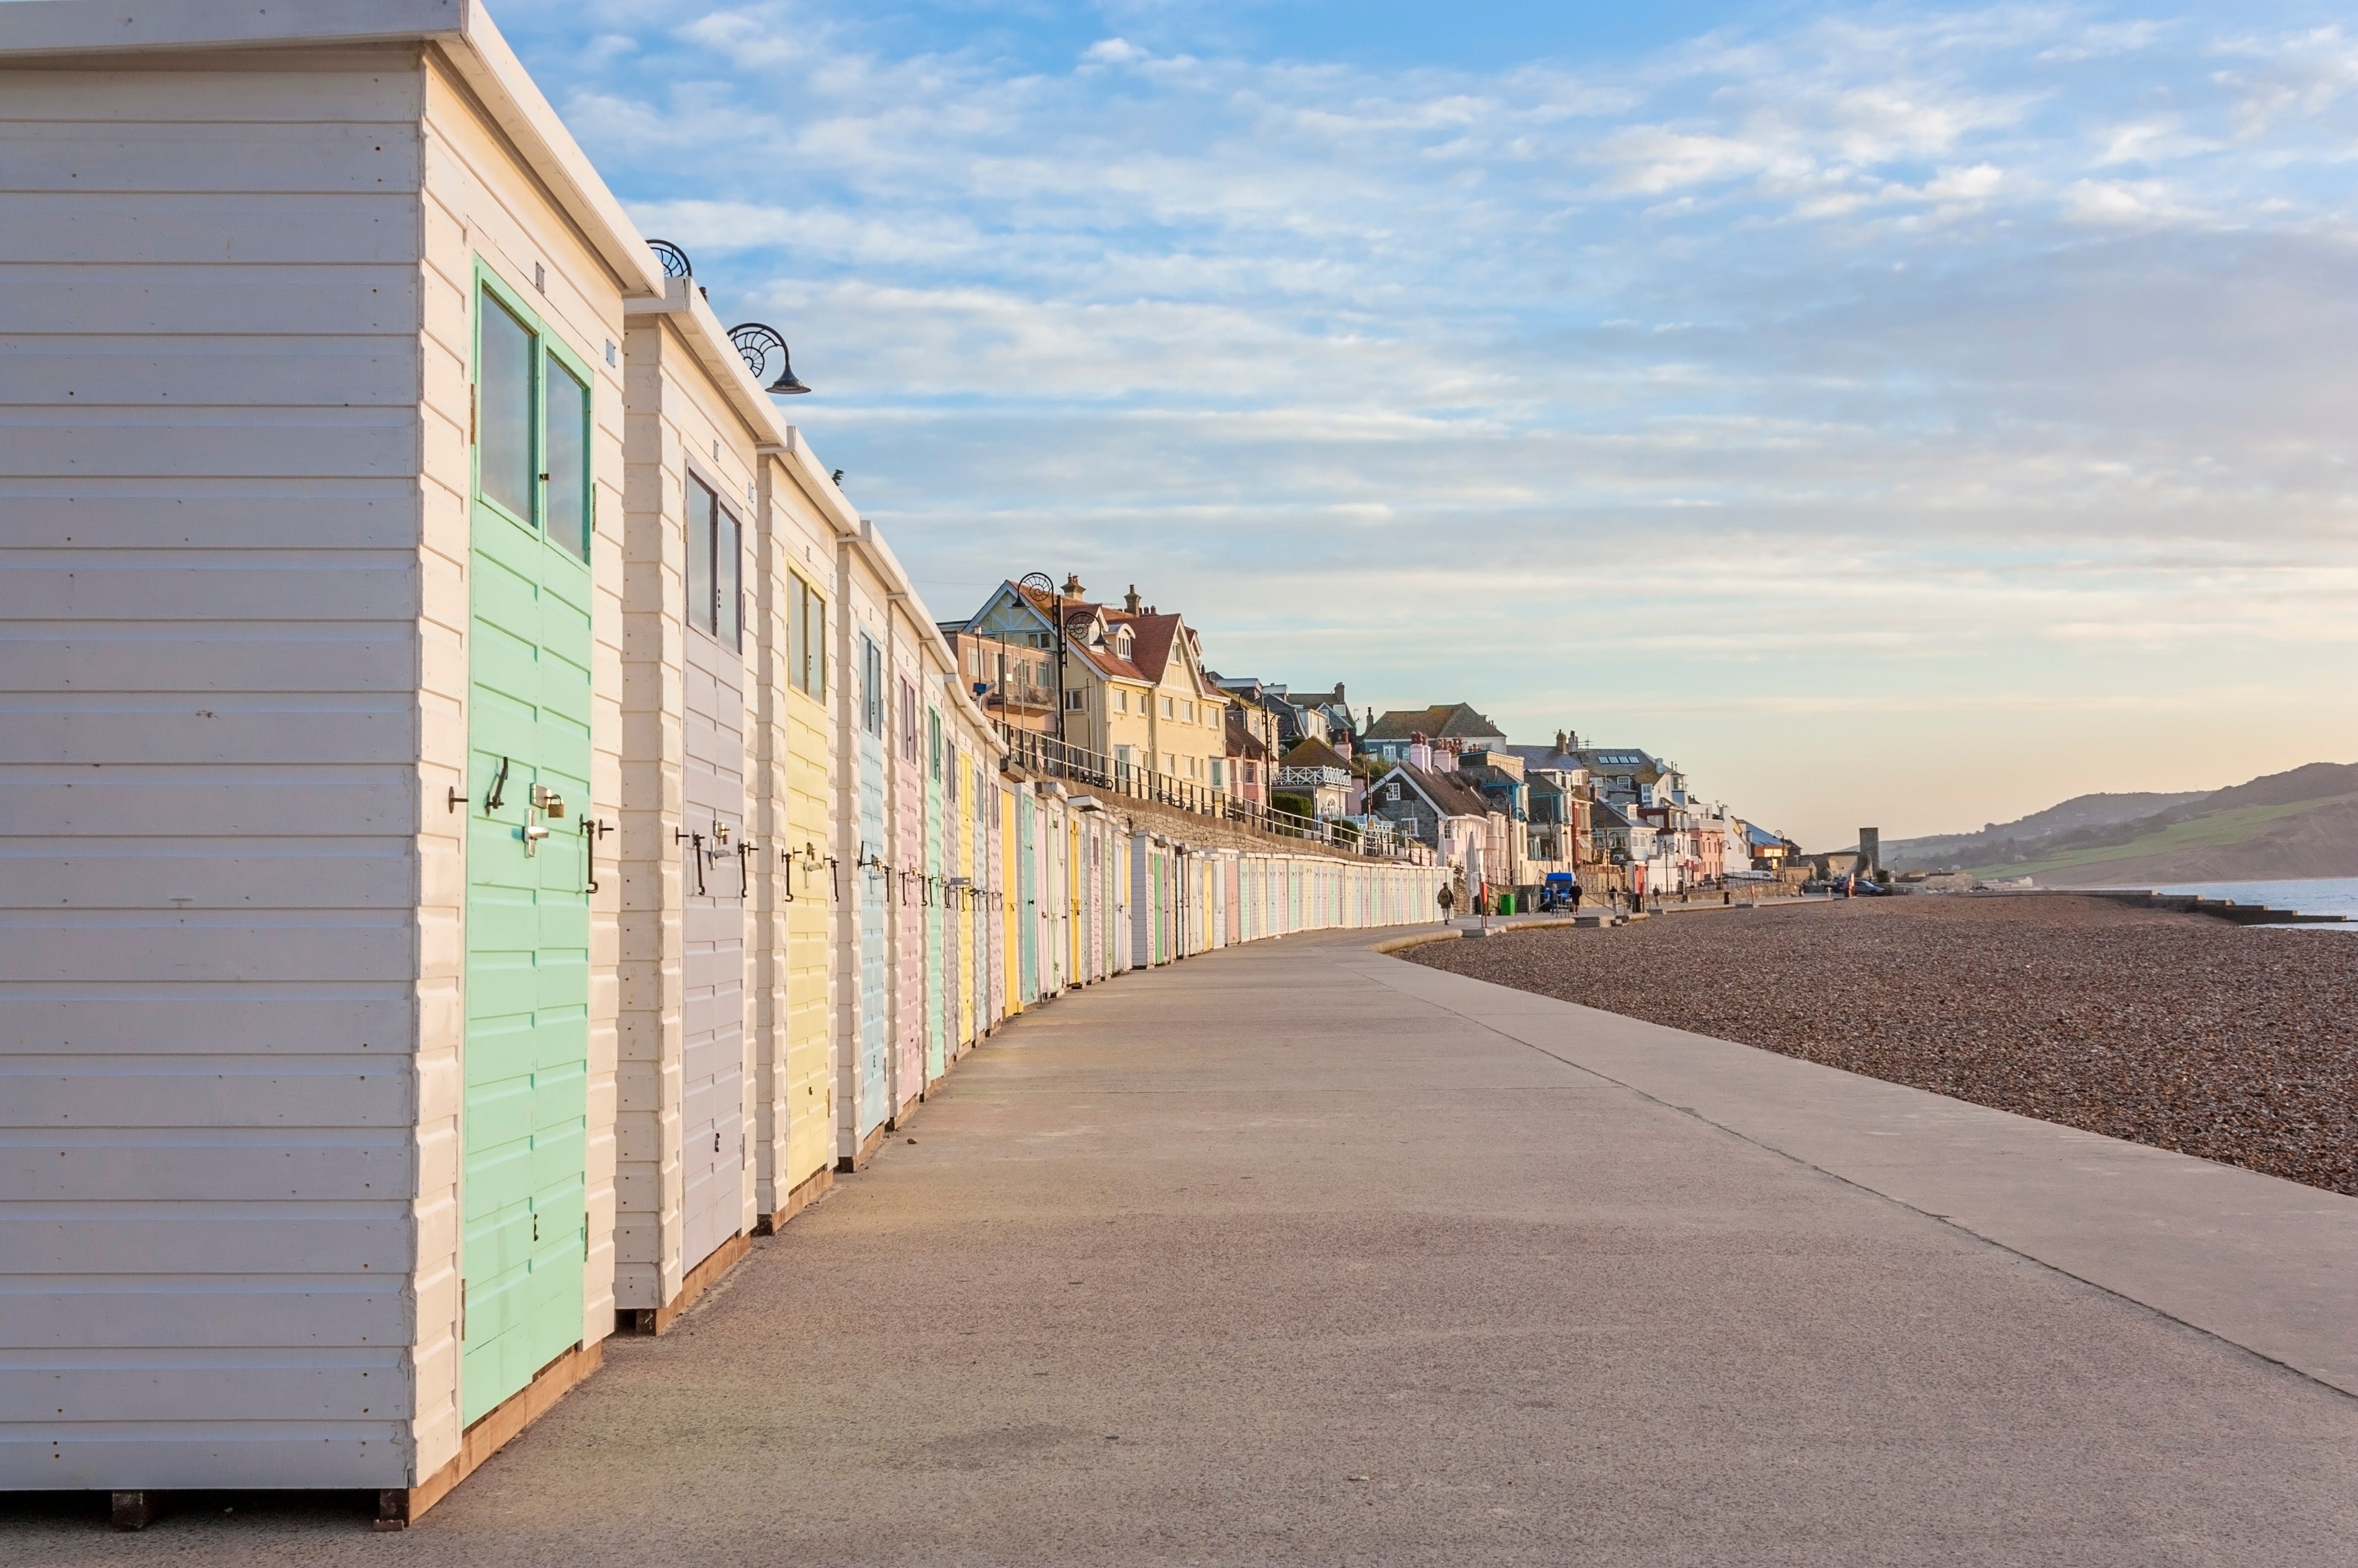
[477,294,535,521]
[791,576,826,699]
[686,478,715,634]
[716,505,741,649]
[860,637,884,735]
[544,354,589,559]
[475,278,592,556]
[685,480,742,650]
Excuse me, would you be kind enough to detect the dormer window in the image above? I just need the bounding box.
[1113,627,1133,658]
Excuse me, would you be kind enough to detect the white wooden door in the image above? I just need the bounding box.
[682,486,747,1274]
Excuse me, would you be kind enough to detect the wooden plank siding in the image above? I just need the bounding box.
[0,52,435,1491]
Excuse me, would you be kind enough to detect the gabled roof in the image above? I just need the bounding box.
[1125,614,1185,684]
[1570,747,1661,773]
[1366,702,1504,742]
[1002,581,1214,693]
[1279,737,1349,772]
[1505,744,1587,773]
[1372,763,1493,819]
[1215,678,1296,719]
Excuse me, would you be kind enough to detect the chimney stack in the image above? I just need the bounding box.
[1408,732,1433,771]
[1555,729,1567,755]
[1124,585,1142,613]
[1062,573,1084,598]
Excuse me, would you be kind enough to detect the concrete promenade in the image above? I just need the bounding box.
[12,928,2358,1565]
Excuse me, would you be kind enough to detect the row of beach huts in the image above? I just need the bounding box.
[0,0,1448,1527]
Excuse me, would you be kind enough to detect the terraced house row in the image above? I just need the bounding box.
[0,0,1450,1529]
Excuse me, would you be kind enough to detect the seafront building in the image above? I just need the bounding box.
[0,0,1448,1527]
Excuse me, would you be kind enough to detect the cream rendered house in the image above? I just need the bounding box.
[952,579,1230,789]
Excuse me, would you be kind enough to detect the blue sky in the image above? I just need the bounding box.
[492,0,2358,848]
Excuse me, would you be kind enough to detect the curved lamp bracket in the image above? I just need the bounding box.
[646,238,693,279]
[729,322,811,396]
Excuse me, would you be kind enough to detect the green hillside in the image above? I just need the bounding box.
[1964,795,2355,880]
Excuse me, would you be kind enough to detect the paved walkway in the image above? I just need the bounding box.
[14,929,2358,1565]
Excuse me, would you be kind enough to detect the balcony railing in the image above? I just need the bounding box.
[996,725,1428,863]
[975,681,1055,714]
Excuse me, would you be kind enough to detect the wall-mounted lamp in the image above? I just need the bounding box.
[728,322,811,396]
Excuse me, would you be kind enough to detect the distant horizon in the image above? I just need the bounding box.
[486,0,2358,849]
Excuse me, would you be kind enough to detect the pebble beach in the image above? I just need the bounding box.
[1410,893,2358,1196]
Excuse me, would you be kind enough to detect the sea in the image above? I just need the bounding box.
[2146,876,2358,925]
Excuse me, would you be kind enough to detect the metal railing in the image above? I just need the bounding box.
[996,725,1429,862]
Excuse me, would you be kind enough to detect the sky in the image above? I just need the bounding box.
[488,0,2358,849]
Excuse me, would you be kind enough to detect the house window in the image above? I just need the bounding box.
[1066,689,1086,711]
[1114,690,1127,713]
[685,477,742,649]
[929,708,942,779]
[790,574,826,698]
[1115,745,1134,771]
[1210,758,1226,788]
[899,678,918,763]
[475,277,592,559]
[1162,696,1174,719]
[1181,700,1194,723]
[860,636,884,736]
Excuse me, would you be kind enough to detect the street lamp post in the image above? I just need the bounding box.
[1016,572,1066,749]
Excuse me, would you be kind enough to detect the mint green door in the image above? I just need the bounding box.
[462,268,595,1427]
